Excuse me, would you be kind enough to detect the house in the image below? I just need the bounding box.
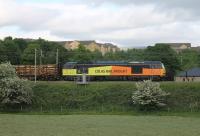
[157,43,191,52]
[63,40,120,55]
[175,67,200,82]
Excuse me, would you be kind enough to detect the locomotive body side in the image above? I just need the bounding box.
[62,61,166,80]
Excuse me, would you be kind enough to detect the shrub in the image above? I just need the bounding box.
[132,80,169,111]
[0,63,33,107]
[0,62,16,79]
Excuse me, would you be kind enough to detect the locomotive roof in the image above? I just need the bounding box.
[129,61,162,64]
[64,61,163,65]
[96,61,127,64]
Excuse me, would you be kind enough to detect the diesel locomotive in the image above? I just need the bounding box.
[62,61,166,81]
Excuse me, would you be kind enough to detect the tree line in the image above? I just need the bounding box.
[0,36,200,76]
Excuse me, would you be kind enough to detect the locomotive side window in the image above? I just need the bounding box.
[77,65,88,74]
[151,64,162,69]
[143,65,150,68]
[132,65,143,74]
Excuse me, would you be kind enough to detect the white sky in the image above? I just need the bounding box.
[0,0,200,47]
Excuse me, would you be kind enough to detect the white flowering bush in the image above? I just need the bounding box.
[132,80,169,110]
[0,63,33,107]
[0,62,16,79]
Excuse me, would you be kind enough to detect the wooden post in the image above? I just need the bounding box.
[34,48,37,83]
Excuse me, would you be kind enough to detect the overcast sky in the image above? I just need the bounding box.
[0,0,200,47]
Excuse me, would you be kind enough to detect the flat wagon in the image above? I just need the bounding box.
[15,64,59,80]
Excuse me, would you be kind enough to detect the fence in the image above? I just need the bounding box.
[1,103,200,114]
[0,104,135,114]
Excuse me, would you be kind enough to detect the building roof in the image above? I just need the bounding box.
[77,40,95,45]
[177,67,200,77]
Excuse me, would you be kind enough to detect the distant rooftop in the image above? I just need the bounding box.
[177,68,200,77]
[77,40,96,45]
[156,43,191,48]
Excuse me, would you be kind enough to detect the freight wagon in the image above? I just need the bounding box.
[15,64,59,80]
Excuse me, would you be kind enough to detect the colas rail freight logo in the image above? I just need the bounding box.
[89,66,132,75]
[95,69,127,73]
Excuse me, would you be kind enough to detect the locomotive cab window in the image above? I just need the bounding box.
[132,65,143,74]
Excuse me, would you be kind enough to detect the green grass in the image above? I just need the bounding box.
[1,114,200,136]
[2,81,200,113]
[29,81,200,113]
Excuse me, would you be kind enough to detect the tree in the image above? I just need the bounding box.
[13,38,28,52]
[3,36,21,64]
[102,49,145,61]
[103,51,119,60]
[144,44,181,80]
[22,43,40,64]
[198,52,200,67]
[125,49,145,61]
[132,80,169,111]
[70,45,93,63]
[91,50,103,61]
[0,63,33,107]
[0,41,8,63]
[31,38,69,64]
[178,49,199,70]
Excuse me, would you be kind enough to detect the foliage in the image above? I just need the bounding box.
[0,62,16,79]
[122,49,145,61]
[0,63,33,107]
[0,36,199,75]
[0,81,200,112]
[22,43,40,64]
[177,49,199,70]
[33,82,134,110]
[132,80,169,110]
[0,41,8,62]
[144,44,181,79]
[13,38,28,52]
[69,45,94,63]
[103,49,145,61]
[0,37,69,65]
[26,81,200,113]
[0,77,33,106]
[3,36,21,64]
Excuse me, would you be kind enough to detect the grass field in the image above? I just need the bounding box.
[1,114,200,136]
